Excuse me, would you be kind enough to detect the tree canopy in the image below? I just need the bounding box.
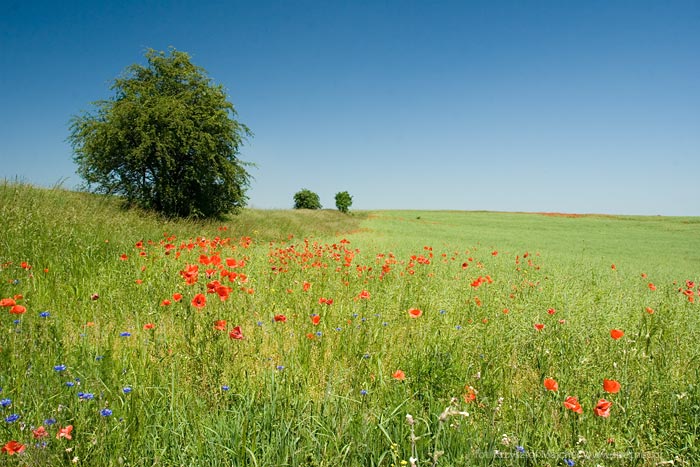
[68,48,252,218]
[293,189,322,210]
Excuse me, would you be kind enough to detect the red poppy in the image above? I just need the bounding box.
[603,379,621,394]
[357,290,371,300]
[392,369,406,381]
[0,298,16,307]
[143,323,155,330]
[408,308,422,318]
[563,396,583,414]
[302,281,311,292]
[57,425,73,439]
[306,332,315,340]
[173,293,183,302]
[33,426,49,439]
[311,314,321,325]
[543,378,558,391]
[9,305,26,315]
[611,264,616,270]
[229,326,244,340]
[161,299,171,306]
[648,283,656,291]
[274,314,287,323]
[645,307,654,314]
[463,385,478,403]
[191,293,206,309]
[547,308,556,315]
[119,254,128,261]
[534,323,545,331]
[610,329,624,340]
[1,440,25,455]
[594,399,613,417]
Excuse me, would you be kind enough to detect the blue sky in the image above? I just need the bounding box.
[1,0,698,215]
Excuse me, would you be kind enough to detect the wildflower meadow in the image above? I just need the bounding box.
[1,182,698,466]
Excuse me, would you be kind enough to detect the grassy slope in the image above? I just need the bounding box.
[1,182,699,466]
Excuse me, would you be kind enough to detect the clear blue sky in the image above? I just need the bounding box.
[1,0,698,215]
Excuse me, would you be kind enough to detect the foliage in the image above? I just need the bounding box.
[334,190,353,213]
[68,48,252,219]
[293,188,322,209]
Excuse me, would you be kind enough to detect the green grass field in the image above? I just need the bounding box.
[1,182,698,466]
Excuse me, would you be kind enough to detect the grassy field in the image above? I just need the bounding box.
[1,182,698,466]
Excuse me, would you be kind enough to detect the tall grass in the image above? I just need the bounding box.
[0,182,698,466]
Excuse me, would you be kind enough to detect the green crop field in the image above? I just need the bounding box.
[1,182,698,466]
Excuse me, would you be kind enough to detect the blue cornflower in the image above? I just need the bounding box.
[455,325,462,330]
[564,459,575,467]
[221,385,230,391]
[78,392,94,400]
[516,446,525,454]
[5,413,20,423]
[119,332,131,337]
[44,418,56,425]
[335,327,342,331]
[0,398,11,408]
[39,311,50,318]
[359,389,368,396]
[276,365,285,371]
[13,319,20,325]
[257,321,263,326]
[65,382,75,387]
[122,387,132,394]
[439,309,447,314]
[100,408,112,417]
[54,364,66,372]
[315,331,322,337]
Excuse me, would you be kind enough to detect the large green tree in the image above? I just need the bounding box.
[69,48,252,218]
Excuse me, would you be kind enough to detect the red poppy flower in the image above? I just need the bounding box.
[463,385,477,403]
[603,379,621,394]
[1,440,25,455]
[161,299,171,306]
[610,329,624,340]
[408,308,422,318]
[547,308,556,315]
[302,281,311,292]
[9,305,26,315]
[119,254,128,261]
[357,290,371,300]
[191,293,206,309]
[594,399,613,417]
[563,396,583,414]
[306,332,315,340]
[392,369,406,381]
[33,426,49,439]
[534,323,545,331]
[213,320,227,331]
[543,378,558,391]
[0,298,16,307]
[274,314,287,323]
[143,323,155,330]
[311,314,321,325]
[57,425,73,439]
[648,283,656,291]
[645,307,654,314]
[229,326,244,340]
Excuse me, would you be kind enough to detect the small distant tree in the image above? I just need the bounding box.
[68,48,252,218]
[293,189,322,209]
[335,191,352,213]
